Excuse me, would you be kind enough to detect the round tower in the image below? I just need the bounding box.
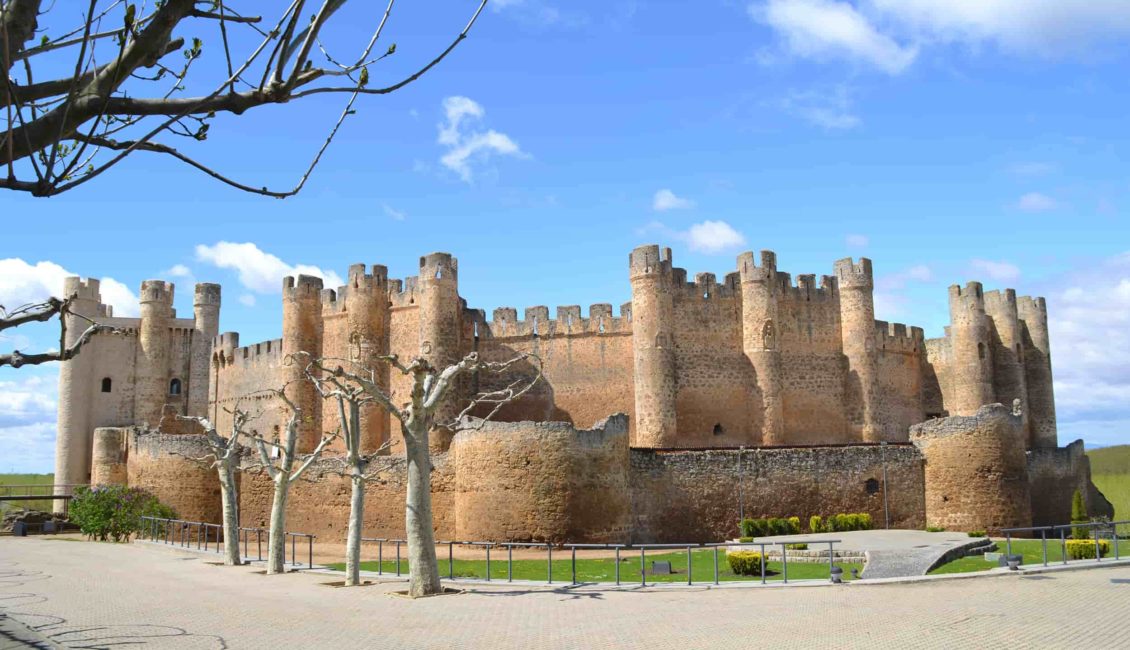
[137,280,174,427]
[345,264,391,453]
[629,245,678,447]
[54,277,102,509]
[984,289,1030,445]
[1017,296,1057,448]
[418,253,462,449]
[910,404,1032,534]
[91,427,129,486]
[739,250,784,445]
[188,283,221,418]
[282,275,324,453]
[835,257,881,442]
[948,282,995,415]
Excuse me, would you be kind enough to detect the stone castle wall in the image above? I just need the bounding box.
[1028,440,1114,526]
[126,429,222,524]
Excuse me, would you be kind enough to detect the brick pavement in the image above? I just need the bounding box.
[1,537,1128,649]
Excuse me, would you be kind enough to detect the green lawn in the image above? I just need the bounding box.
[0,473,56,513]
[326,548,861,584]
[928,537,1126,575]
[1087,445,1129,520]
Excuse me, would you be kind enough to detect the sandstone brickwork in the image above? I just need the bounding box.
[126,429,221,524]
[1028,441,1114,526]
[90,427,128,486]
[911,404,1032,534]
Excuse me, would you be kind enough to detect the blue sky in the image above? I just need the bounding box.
[2,0,1129,471]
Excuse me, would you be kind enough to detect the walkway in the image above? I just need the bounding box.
[2,537,1129,649]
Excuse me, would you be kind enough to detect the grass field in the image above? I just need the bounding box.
[0,473,56,513]
[326,548,862,584]
[1087,445,1129,520]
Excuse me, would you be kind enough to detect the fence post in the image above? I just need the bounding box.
[760,544,766,585]
[780,542,788,584]
[640,547,646,587]
[508,545,513,583]
[396,541,401,577]
[1006,532,1012,557]
[1042,530,1048,567]
[713,546,719,585]
[1093,527,1102,562]
[309,536,313,569]
[616,547,621,586]
[449,542,454,580]
[1115,524,1121,560]
[687,546,693,586]
[828,541,834,580]
[1061,528,1067,565]
[378,540,384,576]
[548,544,553,584]
[486,544,492,582]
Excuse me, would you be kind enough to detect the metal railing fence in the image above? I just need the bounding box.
[140,516,317,569]
[1000,519,1128,567]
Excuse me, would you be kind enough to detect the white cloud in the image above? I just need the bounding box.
[846,234,869,248]
[685,221,748,254]
[652,189,695,212]
[751,0,918,75]
[0,374,59,472]
[383,204,407,221]
[0,422,57,473]
[194,242,343,294]
[437,96,526,182]
[970,259,1021,282]
[1016,192,1058,212]
[0,375,57,428]
[0,258,139,317]
[238,294,256,307]
[772,85,861,129]
[166,264,192,277]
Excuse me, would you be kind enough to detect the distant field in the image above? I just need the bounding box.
[1087,445,1129,520]
[0,473,56,513]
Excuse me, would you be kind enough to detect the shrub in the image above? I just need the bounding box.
[1065,539,1110,560]
[787,516,801,533]
[817,513,873,533]
[1070,490,1089,540]
[809,515,824,534]
[858,513,873,530]
[738,536,754,543]
[785,543,808,550]
[69,485,176,542]
[926,526,946,533]
[741,516,801,538]
[726,550,764,576]
[968,530,986,538]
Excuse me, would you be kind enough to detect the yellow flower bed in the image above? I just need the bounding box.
[1065,539,1111,560]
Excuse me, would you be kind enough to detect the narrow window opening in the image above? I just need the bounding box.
[978,342,986,360]
[865,478,880,495]
[435,267,442,279]
[712,423,724,436]
[703,291,709,300]
[598,317,606,334]
[101,377,112,393]
[473,320,480,339]
[169,378,182,395]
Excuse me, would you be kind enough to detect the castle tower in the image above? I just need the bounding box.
[90,427,129,487]
[344,264,391,453]
[984,289,1030,445]
[835,258,881,442]
[738,250,784,445]
[418,253,463,447]
[54,278,102,504]
[283,275,324,453]
[136,280,174,427]
[1018,296,1057,448]
[947,282,995,415]
[629,245,678,447]
[188,283,221,418]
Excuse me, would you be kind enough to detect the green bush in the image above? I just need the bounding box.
[69,485,176,542]
[740,516,801,538]
[815,513,874,533]
[925,526,946,533]
[726,550,764,576]
[738,536,754,543]
[809,515,824,533]
[968,530,986,538]
[1070,490,1089,540]
[1065,539,1110,560]
[785,543,808,550]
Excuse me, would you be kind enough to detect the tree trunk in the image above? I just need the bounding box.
[218,459,241,566]
[266,474,289,574]
[345,463,365,586]
[404,423,441,597]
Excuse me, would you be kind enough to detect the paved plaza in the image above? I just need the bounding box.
[2,537,1129,649]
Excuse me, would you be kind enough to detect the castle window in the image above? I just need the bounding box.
[978,342,986,360]
[101,377,112,393]
[712,423,724,436]
[169,378,182,396]
[865,478,880,495]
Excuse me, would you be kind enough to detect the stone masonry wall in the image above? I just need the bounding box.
[127,430,221,524]
[1028,440,1114,526]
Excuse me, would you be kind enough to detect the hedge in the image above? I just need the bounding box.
[1065,539,1111,560]
[726,550,764,576]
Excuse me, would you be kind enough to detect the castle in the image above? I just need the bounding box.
[56,245,1112,542]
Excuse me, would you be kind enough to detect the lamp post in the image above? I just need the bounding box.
[880,441,890,530]
[737,445,745,532]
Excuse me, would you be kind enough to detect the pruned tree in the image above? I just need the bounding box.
[0,294,116,368]
[171,408,253,567]
[0,0,488,197]
[303,355,398,586]
[310,349,542,597]
[245,383,337,574]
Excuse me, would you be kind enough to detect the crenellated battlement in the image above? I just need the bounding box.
[875,320,924,353]
[737,250,779,285]
[140,280,174,305]
[779,273,837,302]
[670,271,741,300]
[1016,295,1047,318]
[949,281,984,301]
[833,257,873,290]
[63,277,102,303]
[282,274,324,301]
[483,303,631,338]
[193,283,221,307]
[215,337,284,369]
[389,276,420,308]
[629,244,673,280]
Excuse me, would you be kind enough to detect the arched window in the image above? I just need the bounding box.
[977,342,986,360]
[169,378,182,395]
[101,377,112,393]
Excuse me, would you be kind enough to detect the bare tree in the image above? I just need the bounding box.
[0,0,488,197]
[313,350,542,597]
[245,383,336,575]
[303,357,397,586]
[0,294,116,368]
[170,409,253,567]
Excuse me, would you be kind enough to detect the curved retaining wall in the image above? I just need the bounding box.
[91,427,129,486]
[911,403,1031,534]
[453,414,631,543]
[127,430,221,524]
